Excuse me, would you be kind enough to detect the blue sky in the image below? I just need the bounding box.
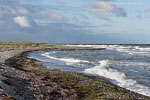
[0,0,150,44]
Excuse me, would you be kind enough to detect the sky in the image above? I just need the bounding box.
[0,0,150,44]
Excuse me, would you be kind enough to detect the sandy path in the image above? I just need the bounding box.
[0,49,23,63]
[0,49,36,100]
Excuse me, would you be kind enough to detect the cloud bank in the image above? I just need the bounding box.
[1,0,148,44]
[91,0,127,19]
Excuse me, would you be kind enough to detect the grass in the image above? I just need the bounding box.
[3,42,149,100]
[9,56,135,100]
[0,41,64,49]
[0,41,105,51]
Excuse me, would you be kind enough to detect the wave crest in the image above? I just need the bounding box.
[84,60,150,96]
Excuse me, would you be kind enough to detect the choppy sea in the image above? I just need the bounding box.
[28,44,150,96]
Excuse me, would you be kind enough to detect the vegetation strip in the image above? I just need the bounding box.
[5,48,150,100]
[0,42,149,100]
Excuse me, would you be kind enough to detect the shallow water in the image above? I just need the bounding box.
[28,45,150,96]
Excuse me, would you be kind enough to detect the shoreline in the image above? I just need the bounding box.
[4,48,150,100]
[0,47,149,99]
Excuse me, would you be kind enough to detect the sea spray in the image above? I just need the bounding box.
[28,45,150,96]
[84,60,136,86]
[84,60,150,96]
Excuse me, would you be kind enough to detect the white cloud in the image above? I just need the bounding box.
[49,13,63,22]
[13,16,30,27]
[0,5,28,17]
[92,1,127,17]
[35,12,65,25]
[17,7,28,15]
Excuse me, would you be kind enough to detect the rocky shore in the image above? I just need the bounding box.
[0,48,150,100]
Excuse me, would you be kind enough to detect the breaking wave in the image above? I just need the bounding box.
[84,60,150,96]
[41,52,89,66]
[29,45,150,97]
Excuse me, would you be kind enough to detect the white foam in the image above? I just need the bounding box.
[134,46,150,51]
[41,48,150,96]
[41,52,89,66]
[84,60,136,85]
[45,51,56,55]
[84,60,150,96]
[65,45,109,49]
[109,45,150,54]
[66,45,150,55]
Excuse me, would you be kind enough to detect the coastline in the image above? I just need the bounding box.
[1,48,149,100]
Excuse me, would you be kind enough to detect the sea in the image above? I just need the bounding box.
[28,44,150,97]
